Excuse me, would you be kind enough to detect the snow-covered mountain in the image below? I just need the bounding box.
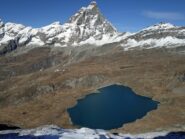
[0,1,124,54]
[0,1,185,55]
[121,22,185,50]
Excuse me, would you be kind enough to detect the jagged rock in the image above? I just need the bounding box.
[121,23,185,50]
[0,40,17,55]
[1,2,185,54]
[177,72,185,82]
[0,2,121,54]
[36,85,55,95]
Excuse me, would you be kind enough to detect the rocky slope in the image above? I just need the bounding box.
[0,47,185,134]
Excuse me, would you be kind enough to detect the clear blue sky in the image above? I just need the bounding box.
[0,0,185,32]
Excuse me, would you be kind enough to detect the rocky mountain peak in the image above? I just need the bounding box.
[90,1,97,6]
[67,1,117,37]
[0,1,121,53]
[68,1,100,24]
[142,22,176,31]
[1,2,185,55]
[87,1,98,10]
[153,22,175,29]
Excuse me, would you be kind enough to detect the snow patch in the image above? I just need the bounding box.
[26,37,44,47]
[87,1,97,10]
[122,36,185,50]
[0,34,13,44]
[142,23,176,31]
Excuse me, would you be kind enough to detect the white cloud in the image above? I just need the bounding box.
[143,11,185,20]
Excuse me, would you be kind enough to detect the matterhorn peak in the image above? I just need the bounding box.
[87,1,97,9]
[68,1,101,24]
[60,1,118,45]
[67,1,116,32]
[90,1,97,5]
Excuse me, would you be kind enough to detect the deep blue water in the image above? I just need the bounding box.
[68,84,159,130]
[0,133,59,139]
[0,124,20,131]
[154,132,185,139]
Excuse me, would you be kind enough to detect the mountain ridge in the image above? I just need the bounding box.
[0,1,185,55]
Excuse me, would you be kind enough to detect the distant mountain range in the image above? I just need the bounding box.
[0,1,185,54]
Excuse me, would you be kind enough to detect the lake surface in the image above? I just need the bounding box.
[0,124,20,131]
[68,84,159,130]
[0,133,59,139]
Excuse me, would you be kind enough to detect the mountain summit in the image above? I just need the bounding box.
[0,2,185,55]
[68,1,99,24]
[65,1,118,45]
[142,22,176,31]
[0,1,121,54]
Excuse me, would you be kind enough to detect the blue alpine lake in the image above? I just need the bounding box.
[67,84,159,130]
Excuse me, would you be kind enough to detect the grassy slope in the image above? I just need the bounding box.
[0,47,185,133]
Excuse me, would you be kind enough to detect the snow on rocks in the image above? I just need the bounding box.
[0,2,185,54]
[0,125,176,139]
[0,1,120,51]
[142,22,176,31]
[122,36,185,50]
[120,22,185,50]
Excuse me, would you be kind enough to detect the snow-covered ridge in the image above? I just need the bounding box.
[0,2,185,54]
[0,1,125,54]
[0,125,182,139]
[142,22,176,31]
[120,22,185,51]
[122,36,185,51]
